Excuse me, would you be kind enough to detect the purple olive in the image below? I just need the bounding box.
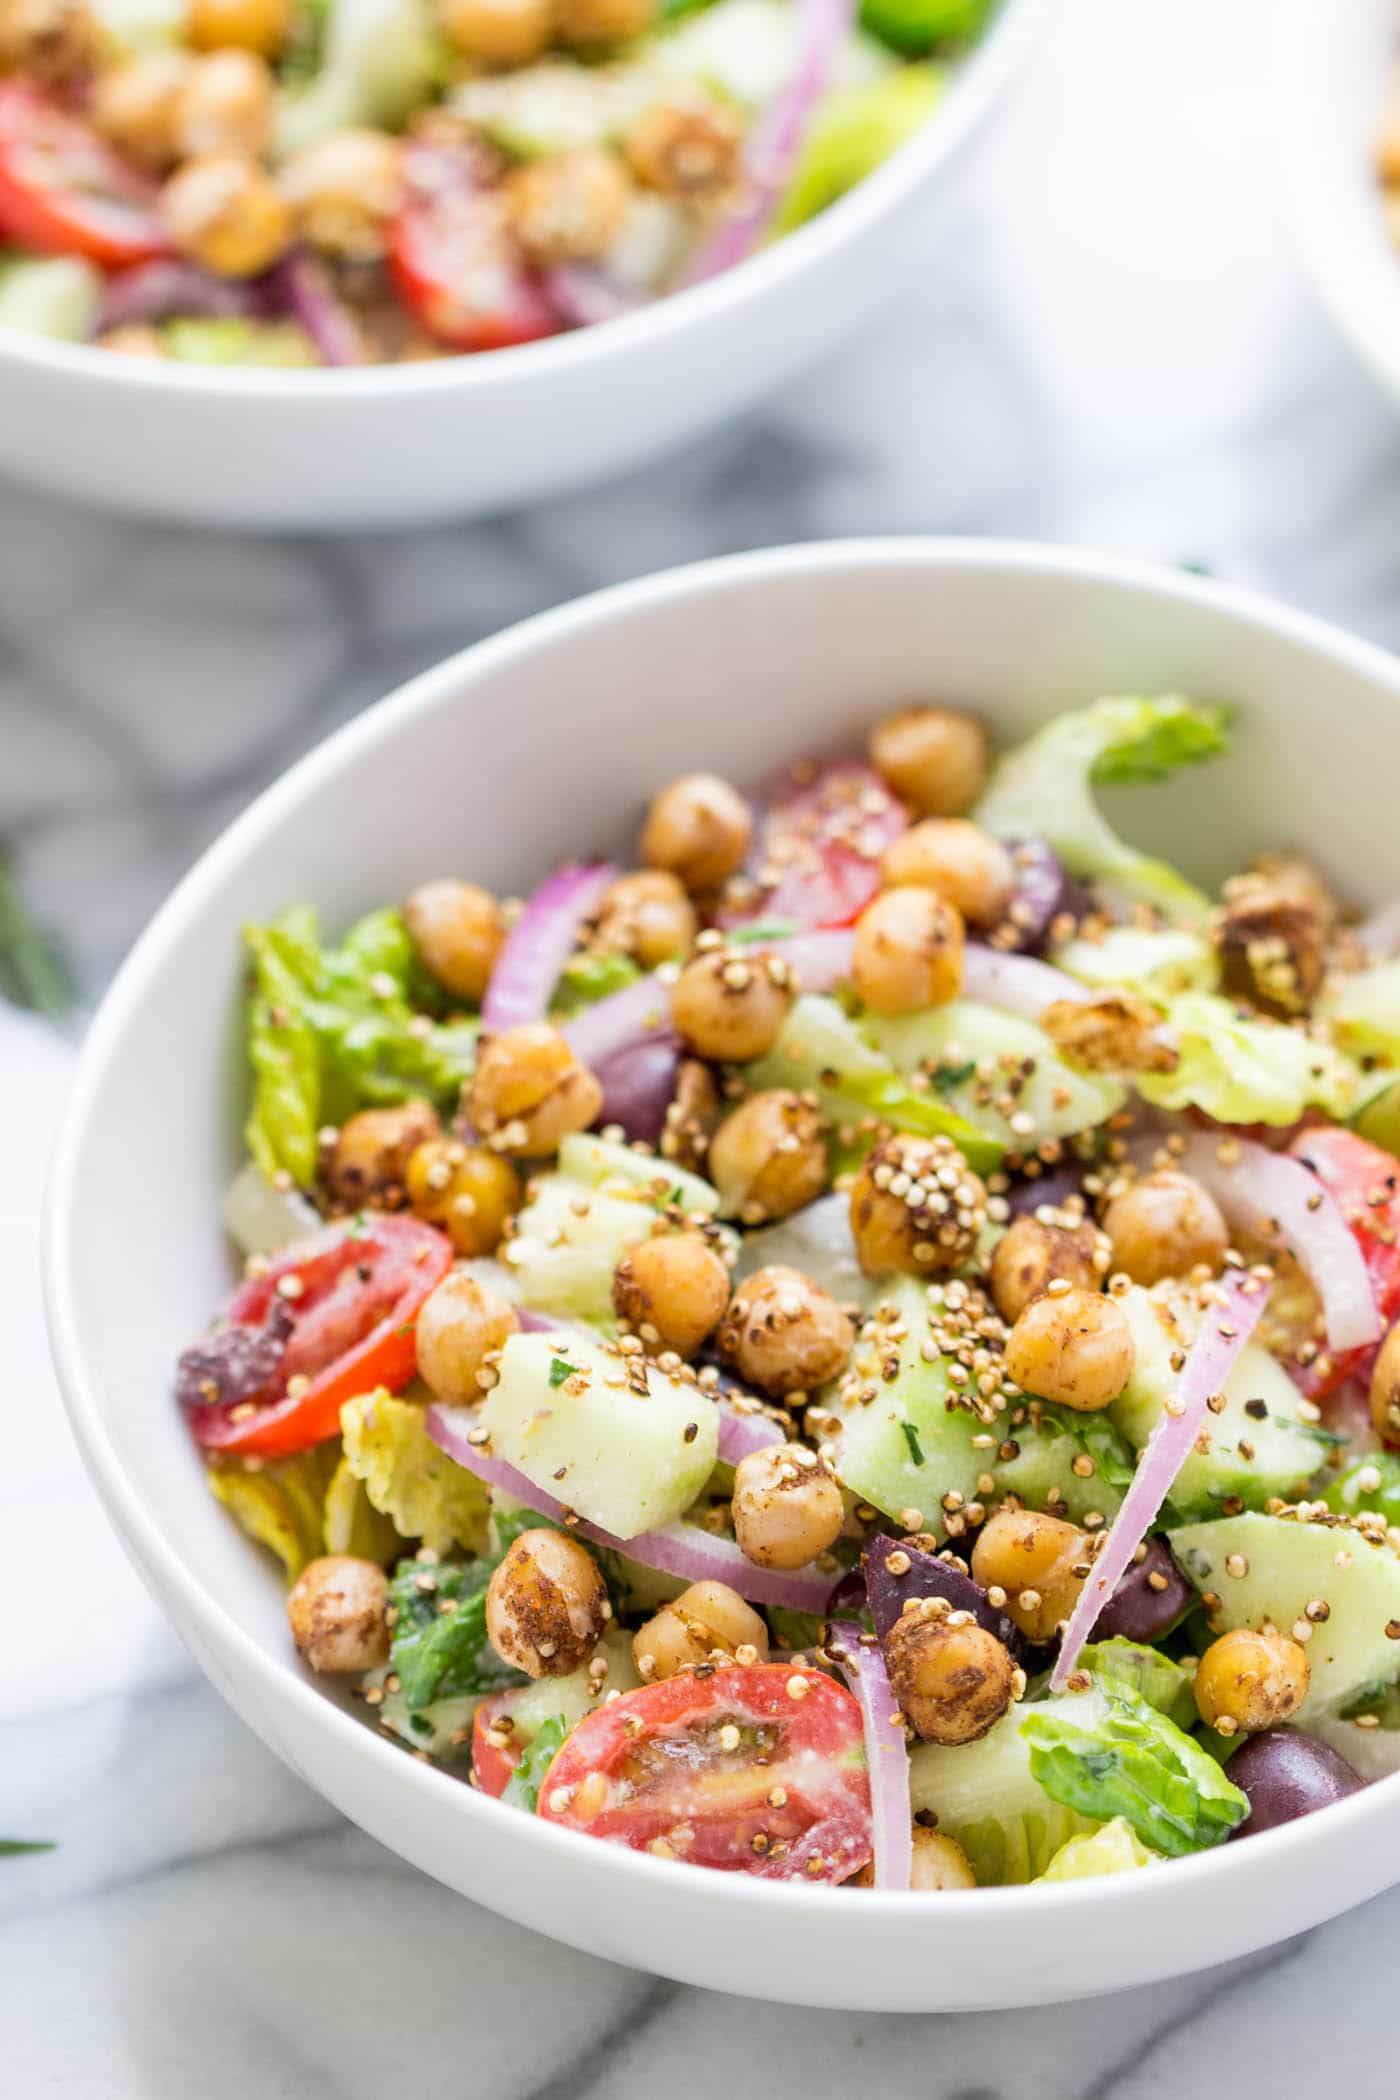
[1090,1538,1192,1645]
[1226,1727,1364,1838]
[1004,1167,1087,1221]
[862,1533,1029,1665]
[999,837,1072,954]
[592,1037,681,1146]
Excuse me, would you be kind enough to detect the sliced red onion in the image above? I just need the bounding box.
[98,259,258,330]
[716,1399,786,1463]
[768,929,854,991]
[683,0,856,284]
[482,863,617,1035]
[960,944,1086,1020]
[1141,1131,1380,1355]
[270,253,363,367]
[594,1035,681,1145]
[828,1619,911,1891]
[541,264,644,329]
[1052,1268,1268,1689]
[560,969,670,1068]
[426,1404,835,1610]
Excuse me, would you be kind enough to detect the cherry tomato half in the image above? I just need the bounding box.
[1287,1126,1400,1400]
[471,1690,523,1800]
[536,1664,873,1882]
[0,82,169,268]
[389,140,559,353]
[728,762,908,931]
[179,1214,452,1460]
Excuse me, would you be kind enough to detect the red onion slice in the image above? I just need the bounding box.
[271,253,363,367]
[768,929,854,990]
[828,1619,911,1891]
[715,1400,786,1464]
[426,1404,835,1610]
[1139,1131,1380,1355]
[98,258,259,329]
[960,944,1087,1020]
[562,972,671,1069]
[541,263,645,329]
[482,863,616,1034]
[1052,1267,1268,1689]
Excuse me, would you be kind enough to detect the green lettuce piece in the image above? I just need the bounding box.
[1080,1640,1196,1729]
[551,950,639,1015]
[1325,960,1400,1061]
[339,1389,491,1556]
[163,318,320,366]
[206,1445,340,1584]
[1022,1681,1249,1857]
[773,66,943,233]
[388,1553,524,1712]
[1352,1073,1400,1159]
[974,696,1229,924]
[503,1714,570,1812]
[859,0,991,52]
[1035,1817,1160,1882]
[1136,992,1356,1126]
[277,0,447,154]
[1323,1453,1400,1525]
[1051,925,1219,1005]
[0,253,100,341]
[908,1693,1105,1885]
[322,1454,402,1564]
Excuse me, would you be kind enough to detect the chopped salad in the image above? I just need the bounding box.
[177,693,1400,1890]
[0,0,992,363]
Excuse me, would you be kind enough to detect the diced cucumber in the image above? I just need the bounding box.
[994,1403,1132,1527]
[557,1131,719,1215]
[481,1329,719,1536]
[733,1191,875,1309]
[1169,1511,1400,1721]
[0,254,100,342]
[771,64,943,235]
[1113,1284,1328,1519]
[503,1172,660,1322]
[451,59,662,157]
[1051,925,1219,1005]
[1035,1817,1160,1881]
[865,999,1125,1153]
[653,0,894,107]
[162,318,319,367]
[909,1690,1107,1885]
[276,0,444,154]
[223,1161,321,1258]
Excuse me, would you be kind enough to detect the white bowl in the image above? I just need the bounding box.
[44,539,1400,2011]
[1278,0,1400,407]
[0,0,1044,531]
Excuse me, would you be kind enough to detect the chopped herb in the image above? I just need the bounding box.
[901,1421,926,1467]
[0,1839,55,1856]
[387,1557,522,1711]
[728,918,801,945]
[930,1060,977,1094]
[549,1358,579,1388]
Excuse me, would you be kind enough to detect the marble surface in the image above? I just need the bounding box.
[10,0,1400,2085]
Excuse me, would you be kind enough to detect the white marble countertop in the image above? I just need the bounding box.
[10,0,1400,2085]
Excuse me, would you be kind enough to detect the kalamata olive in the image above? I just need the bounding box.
[1089,1537,1192,1644]
[1226,1726,1363,1838]
[175,1296,292,1415]
[593,1037,681,1146]
[998,837,1072,954]
[861,1532,1028,1665]
[1004,1167,1087,1221]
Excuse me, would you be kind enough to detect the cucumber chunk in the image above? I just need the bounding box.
[504,1172,659,1322]
[909,1690,1107,1884]
[865,999,1125,1153]
[557,1131,719,1214]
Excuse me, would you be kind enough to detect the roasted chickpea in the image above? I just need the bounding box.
[1194,1629,1310,1737]
[1004,1285,1134,1412]
[883,1602,1016,1745]
[176,49,275,159]
[970,1508,1089,1643]
[631,1579,768,1680]
[287,1555,389,1674]
[325,1098,440,1207]
[717,1263,853,1398]
[670,945,794,1063]
[855,1827,977,1890]
[485,1529,609,1679]
[555,0,653,42]
[437,0,551,62]
[280,128,404,261]
[641,772,752,894]
[989,1211,1104,1324]
[868,706,989,818]
[623,96,742,194]
[403,878,505,1004]
[849,1133,987,1278]
[1371,1320,1400,1444]
[93,50,194,169]
[852,886,964,1016]
[708,1089,828,1223]
[187,0,291,54]
[593,869,697,969]
[468,1023,604,1157]
[0,0,98,80]
[1041,991,1177,1076]
[879,819,1014,928]
[505,148,633,265]
[1102,1169,1229,1287]
[612,1231,730,1359]
[731,1444,844,1570]
[405,1139,520,1255]
[660,1056,721,1173]
[414,1269,518,1405]
[161,154,291,278]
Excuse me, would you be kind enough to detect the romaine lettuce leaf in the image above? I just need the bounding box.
[1080,1640,1196,1729]
[1035,1817,1160,1881]
[206,1444,339,1583]
[322,1454,402,1564]
[340,1389,490,1556]
[387,1553,523,1712]
[1051,925,1219,1005]
[550,949,639,1015]
[503,1714,569,1812]
[1022,1681,1248,1856]
[1136,992,1356,1126]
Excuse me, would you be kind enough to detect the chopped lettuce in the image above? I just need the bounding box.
[1080,1640,1196,1729]
[1323,1453,1400,1525]
[387,1553,523,1712]
[551,950,640,1015]
[859,0,992,53]
[0,254,100,342]
[974,696,1229,925]
[206,1445,339,1583]
[908,1693,1105,1885]
[339,1388,490,1556]
[322,1455,402,1563]
[1022,1682,1249,1856]
[1136,992,1356,1126]
[502,1715,570,1812]
[1051,925,1219,1006]
[1035,1817,1160,1882]
[772,66,943,234]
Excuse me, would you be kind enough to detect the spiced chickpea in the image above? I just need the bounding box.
[93,50,194,169]
[280,128,404,261]
[485,1529,608,1679]
[717,1264,853,1398]
[670,946,794,1063]
[1194,1629,1310,1737]
[883,1603,1016,1745]
[1003,1286,1134,1412]
[161,154,291,277]
[1371,1321,1400,1443]
[640,773,752,894]
[1102,1170,1229,1287]
[708,1089,827,1223]
[731,1444,844,1570]
[631,1580,768,1681]
[612,1232,730,1359]
[0,0,98,80]
[989,1211,1104,1324]
[623,97,742,195]
[852,886,964,1015]
[970,1508,1089,1643]
[287,1556,389,1674]
[467,1023,604,1156]
[414,1270,518,1405]
[177,49,275,159]
[849,1133,987,1278]
[868,706,990,817]
[325,1098,440,1207]
[880,819,1014,928]
[505,149,633,266]
[555,0,653,41]
[593,869,697,968]
[187,0,291,53]
[405,1139,520,1255]
[660,1056,721,1173]
[437,0,552,61]
[403,878,505,1003]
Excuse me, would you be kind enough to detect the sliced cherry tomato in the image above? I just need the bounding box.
[472,1691,523,1800]
[1286,1126,1400,1400]
[727,761,908,931]
[389,141,559,353]
[179,1214,452,1460]
[536,1664,873,1882]
[0,82,169,268]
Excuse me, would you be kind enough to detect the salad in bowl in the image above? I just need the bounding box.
[174,685,1400,1893]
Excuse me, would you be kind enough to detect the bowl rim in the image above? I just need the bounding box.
[0,0,1047,404]
[43,535,1400,1931]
